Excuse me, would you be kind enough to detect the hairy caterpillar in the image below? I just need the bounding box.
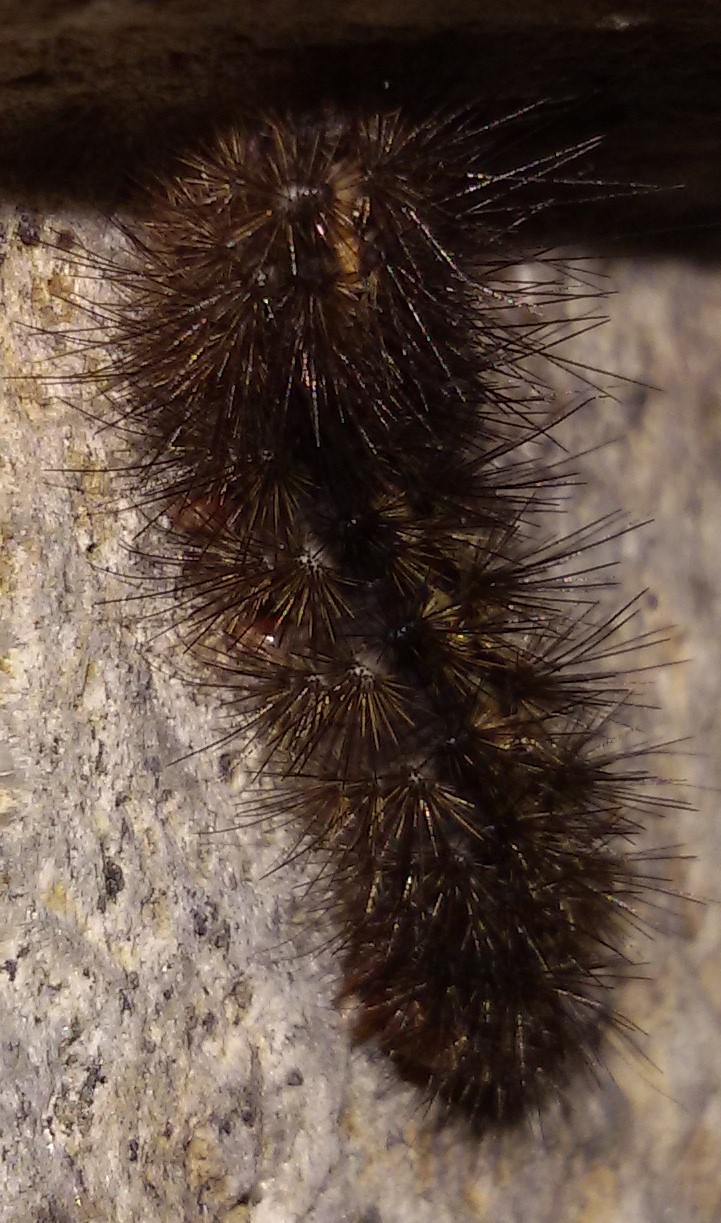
[37,86,687,1140]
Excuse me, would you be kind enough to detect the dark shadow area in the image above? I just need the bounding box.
[1,25,720,255]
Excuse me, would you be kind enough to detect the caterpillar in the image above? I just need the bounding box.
[44,88,685,1137]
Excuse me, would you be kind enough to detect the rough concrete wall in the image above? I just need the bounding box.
[1,203,720,1223]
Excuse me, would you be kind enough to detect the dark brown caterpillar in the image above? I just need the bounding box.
[64,96,677,1128]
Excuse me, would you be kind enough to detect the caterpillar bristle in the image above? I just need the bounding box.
[46,91,687,1132]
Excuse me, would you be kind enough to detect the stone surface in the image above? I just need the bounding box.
[1,178,720,1221]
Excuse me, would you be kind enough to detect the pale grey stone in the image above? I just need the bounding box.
[0,204,719,1221]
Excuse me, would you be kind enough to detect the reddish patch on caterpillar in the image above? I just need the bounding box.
[169,495,230,537]
[68,93,681,1131]
[167,494,284,649]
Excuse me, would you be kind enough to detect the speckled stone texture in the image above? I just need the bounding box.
[1,115,720,1223]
